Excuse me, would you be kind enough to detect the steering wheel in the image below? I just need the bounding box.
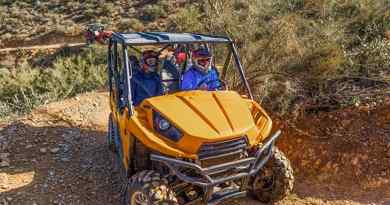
[195,78,227,91]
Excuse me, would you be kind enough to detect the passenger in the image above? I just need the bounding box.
[131,50,163,106]
[160,46,186,93]
[180,48,221,91]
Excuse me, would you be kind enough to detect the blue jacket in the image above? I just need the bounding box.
[131,72,163,106]
[181,66,221,91]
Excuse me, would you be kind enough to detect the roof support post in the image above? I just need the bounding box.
[123,45,134,116]
[221,49,232,81]
[230,43,254,100]
[107,40,113,92]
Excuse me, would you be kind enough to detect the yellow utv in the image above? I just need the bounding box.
[104,32,294,205]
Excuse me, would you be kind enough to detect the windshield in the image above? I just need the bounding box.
[123,43,251,97]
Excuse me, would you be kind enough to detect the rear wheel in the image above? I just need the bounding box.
[123,170,178,205]
[251,147,294,203]
[108,114,124,174]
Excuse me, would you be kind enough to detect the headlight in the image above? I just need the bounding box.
[158,118,170,131]
[153,112,183,142]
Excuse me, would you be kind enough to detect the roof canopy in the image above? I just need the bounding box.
[111,32,232,45]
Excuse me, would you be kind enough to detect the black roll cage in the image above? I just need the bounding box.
[107,32,253,117]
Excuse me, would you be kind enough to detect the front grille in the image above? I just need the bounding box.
[198,137,248,168]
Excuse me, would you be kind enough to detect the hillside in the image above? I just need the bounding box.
[1,0,388,120]
[0,0,190,48]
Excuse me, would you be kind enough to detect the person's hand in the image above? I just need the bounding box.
[199,83,208,90]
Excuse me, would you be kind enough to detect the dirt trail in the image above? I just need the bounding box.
[0,91,389,205]
[0,43,86,53]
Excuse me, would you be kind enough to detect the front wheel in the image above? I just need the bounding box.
[250,147,294,203]
[123,170,178,205]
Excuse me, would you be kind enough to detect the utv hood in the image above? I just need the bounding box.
[144,91,256,140]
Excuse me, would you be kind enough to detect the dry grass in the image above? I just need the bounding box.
[169,0,390,115]
[1,0,389,118]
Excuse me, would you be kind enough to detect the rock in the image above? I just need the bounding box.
[60,157,70,162]
[383,30,390,39]
[50,147,60,154]
[341,119,352,127]
[25,144,33,149]
[315,159,321,167]
[301,160,310,166]
[0,153,10,167]
[352,157,359,165]
[40,148,47,153]
[0,173,8,189]
[359,105,370,114]
[49,170,55,177]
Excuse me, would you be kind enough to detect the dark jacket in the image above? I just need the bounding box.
[131,72,163,106]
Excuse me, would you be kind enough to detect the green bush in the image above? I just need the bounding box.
[189,0,389,114]
[0,45,107,118]
[141,4,167,22]
[101,3,115,14]
[167,6,204,32]
[118,18,144,32]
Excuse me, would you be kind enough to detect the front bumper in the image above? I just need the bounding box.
[150,130,282,204]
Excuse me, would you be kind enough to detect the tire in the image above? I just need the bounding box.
[123,170,178,205]
[107,113,118,172]
[133,139,150,172]
[251,147,294,203]
[108,113,127,180]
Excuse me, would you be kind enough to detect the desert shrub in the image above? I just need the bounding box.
[158,0,174,13]
[0,45,107,117]
[167,5,204,32]
[118,18,144,32]
[84,8,97,19]
[347,38,390,77]
[101,3,115,14]
[0,0,388,118]
[140,4,167,22]
[196,0,389,114]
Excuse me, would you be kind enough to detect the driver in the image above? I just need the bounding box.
[180,48,221,91]
[131,50,163,106]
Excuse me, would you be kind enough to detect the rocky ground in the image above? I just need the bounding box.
[0,91,389,205]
